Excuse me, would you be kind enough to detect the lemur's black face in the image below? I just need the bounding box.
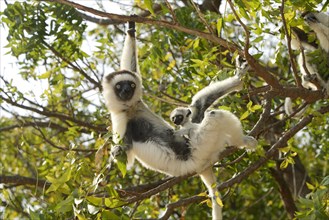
[172,114,184,125]
[302,12,318,23]
[171,109,191,125]
[115,80,136,101]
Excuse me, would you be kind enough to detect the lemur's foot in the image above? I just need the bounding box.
[303,74,318,82]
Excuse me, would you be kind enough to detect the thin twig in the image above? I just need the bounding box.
[0,94,106,132]
[279,3,302,87]
[42,40,102,90]
[190,0,215,34]
[226,0,282,89]
[218,104,329,191]
[165,0,178,23]
[42,0,241,54]
[34,126,97,152]
[158,195,207,220]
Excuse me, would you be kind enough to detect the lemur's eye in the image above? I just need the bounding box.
[116,84,121,89]
[131,83,136,88]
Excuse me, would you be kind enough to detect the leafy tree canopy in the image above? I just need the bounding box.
[0,0,328,219]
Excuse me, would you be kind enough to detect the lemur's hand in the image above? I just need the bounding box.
[110,145,124,158]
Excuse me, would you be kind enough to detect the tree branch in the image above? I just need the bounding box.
[218,104,329,190]
[0,94,106,133]
[42,41,102,90]
[227,0,282,89]
[190,0,215,35]
[0,175,50,189]
[158,195,207,220]
[34,126,97,153]
[272,86,323,102]
[0,121,66,132]
[42,0,241,54]
[279,3,302,87]
[115,103,328,208]
[270,168,297,219]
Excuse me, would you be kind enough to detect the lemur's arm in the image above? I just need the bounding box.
[190,59,248,123]
[120,21,139,73]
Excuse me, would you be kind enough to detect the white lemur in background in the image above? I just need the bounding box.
[102,22,257,220]
[285,11,329,116]
[303,12,329,53]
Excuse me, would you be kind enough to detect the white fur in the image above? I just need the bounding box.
[191,76,243,119]
[120,107,258,177]
[103,74,256,220]
[290,38,316,51]
[172,108,257,155]
[169,108,257,220]
[103,23,255,220]
[303,12,329,94]
[200,167,222,220]
[297,53,320,91]
[193,110,256,157]
[285,12,329,116]
[102,73,142,113]
[120,32,139,73]
[284,97,307,118]
[168,107,257,172]
[305,12,329,53]
[191,76,242,104]
[297,52,329,94]
[170,107,195,138]
[131,141,202,176]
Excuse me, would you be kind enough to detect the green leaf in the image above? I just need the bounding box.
[240,111,249,120]
[193,38,200,49]
[104,198,125,208]
[117,160,127,178]
[55,195,74,213]
[46,168,72,193]
[29,210,41,220]
[215,191,224,207]
[321,176,329,186]
[86,196,103,206]
[306,182,315,191]
[246,100,253,109]
[58,168,72,183]
[280,159,289,169]
[251,104,262,112]
[216,18,223,37]
[144,0,154,15]
[101,210,120,220]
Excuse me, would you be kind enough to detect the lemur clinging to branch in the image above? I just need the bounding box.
[102,22,257,220]
[285,12,329,116]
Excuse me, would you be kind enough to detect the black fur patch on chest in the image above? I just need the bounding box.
[125,118,191,160]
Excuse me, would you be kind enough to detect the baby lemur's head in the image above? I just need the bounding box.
[170,107,192,126]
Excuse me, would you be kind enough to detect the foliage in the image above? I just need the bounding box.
[0,0,328,219]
